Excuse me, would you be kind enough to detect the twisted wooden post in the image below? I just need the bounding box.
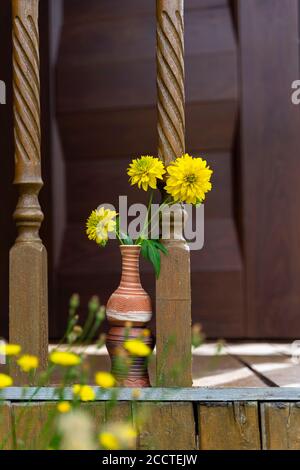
[10,0,48,383]
[156,0,192,386]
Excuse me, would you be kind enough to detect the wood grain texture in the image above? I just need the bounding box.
[2,386,300,402]
[55,0,240,340]
[63,0,227,26]
[12,402,57,450]
[198,402,261,450]
[261,402,300,450]
[135,402,196,450]
[0,402,14,450]
[155,0,192,387]
[10,0,48,381]
[239,0,300,337]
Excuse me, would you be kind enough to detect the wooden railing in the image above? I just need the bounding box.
[10,0,48,384]
[9,0,192,386]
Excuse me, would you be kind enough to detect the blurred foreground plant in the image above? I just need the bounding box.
[0,295,213,450]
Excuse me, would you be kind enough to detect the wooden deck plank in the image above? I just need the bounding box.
[261,402,300,450]
[3,387,300,401]
[0,402,14,450]
[105,401,132,424]
[226,345,300,387]
[135,402,196,450]
[12,403,57,450]
[198,402,261,450]
[192,354,265,387]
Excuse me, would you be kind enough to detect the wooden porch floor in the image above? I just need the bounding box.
[46,341,300,387]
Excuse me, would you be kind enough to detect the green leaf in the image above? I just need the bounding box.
[116,216,133,245]
[120,232,134,245]
[152,239,168,255]
[140,239,168,278]
[141,239,149,260]
[147,240,161,279]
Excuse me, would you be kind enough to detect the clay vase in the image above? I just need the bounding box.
[106,245,153,387]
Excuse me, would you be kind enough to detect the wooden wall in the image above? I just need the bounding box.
[2,389,300,449]
[1,0,300,339]
[54,0,243,338]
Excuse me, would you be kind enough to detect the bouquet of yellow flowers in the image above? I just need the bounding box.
[86,154,212,278]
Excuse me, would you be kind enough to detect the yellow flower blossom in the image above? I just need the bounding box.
[128,156,165,191]
[142,329,151,337]
[0,373,13,388]
[124,339,151,357]
[57,402,71,413]
[79,385,95,402]
[17,355,39,372]
[86,207,117,247]
[99,424,137,450]
[0,343,21,356]
[131,388,141,400]
[165,153,213,205]
[72,384,82,396]
[99,432,120,450]
[95,371,116,388]
[49,351,81,367]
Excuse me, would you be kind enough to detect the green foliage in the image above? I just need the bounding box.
[140,239,168,279]
[115,216,133,245]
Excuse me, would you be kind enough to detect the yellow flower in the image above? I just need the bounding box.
[128,156,165,191]
[131,388,141,399]
[72,384,82,396]
[99,432,120,450]
[57,402,71,413]
[142,329,151,338]
[79,385,95,402]
[124,339,151,357]
[0,373,13,388]
[99,424,137,450]
[49,351,81,367]
[72,384,95,401]
[0,343,21,356]
[165,153,213,205]
[17,355,39,372]
[95,372,116,388]
[86,207,117,247]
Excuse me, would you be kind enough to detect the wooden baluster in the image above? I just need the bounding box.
[156,0,192,386]
[10,0,48,383]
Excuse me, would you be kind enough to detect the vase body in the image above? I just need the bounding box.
[106,245,153,387]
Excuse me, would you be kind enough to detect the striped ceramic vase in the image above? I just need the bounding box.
[106,245,153,387]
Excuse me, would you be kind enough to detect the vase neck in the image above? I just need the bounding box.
[119,245,141,288]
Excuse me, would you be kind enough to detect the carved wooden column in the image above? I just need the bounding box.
[156,0,192,386]
[10,0,48,383]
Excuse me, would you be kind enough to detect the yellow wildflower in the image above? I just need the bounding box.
[49,351,81,367]
[73,384,82,396]
[79,385,95,402]
[0,343,21,356]
[142,329,151,337]
[86,207,117,246]
[99,432,120,450]
[0,373,13,388]
[17,355,39,372]
[128,156,165,191]
[57,402,71,414]
[165,153,213,205]
[131,388,141,399]
[124,339,151,357]
[99,424,137,450]
[95,372,116,388]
